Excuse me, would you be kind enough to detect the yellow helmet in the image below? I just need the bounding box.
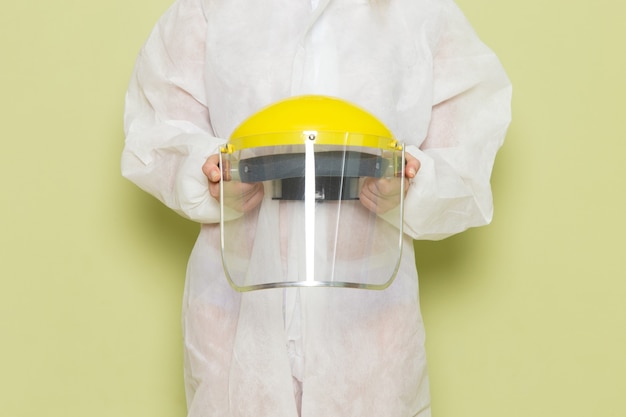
[223,95,401,153]
[220,94,403,190]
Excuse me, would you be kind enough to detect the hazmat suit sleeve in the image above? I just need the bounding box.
[402,0,512,240]
[121,0,221,223]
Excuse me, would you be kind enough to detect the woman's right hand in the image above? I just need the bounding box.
[203,154,264,212]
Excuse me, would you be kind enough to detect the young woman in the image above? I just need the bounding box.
[122,0,511,415]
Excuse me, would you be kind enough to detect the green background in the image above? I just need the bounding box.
[1,0,624,416]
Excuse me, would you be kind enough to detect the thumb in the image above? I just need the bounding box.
[405,154,421,178]
[208,167,221,183]
[203,154,222,183]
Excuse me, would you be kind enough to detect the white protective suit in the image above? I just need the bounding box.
[122,0,511,415]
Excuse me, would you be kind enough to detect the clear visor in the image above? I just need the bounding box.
[219,141,405,291]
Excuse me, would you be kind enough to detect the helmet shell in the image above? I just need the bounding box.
[226,95,399,151]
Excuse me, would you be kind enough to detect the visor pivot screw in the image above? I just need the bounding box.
[308,133,316,141]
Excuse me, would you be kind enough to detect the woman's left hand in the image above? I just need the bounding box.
[359,153,420,214]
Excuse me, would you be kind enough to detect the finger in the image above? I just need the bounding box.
[208,181,221,200]
[360,186,396,214]
[360,180,390,212]
[405,154,421,179]
[203,154,221,183]
[359,189,378,213]
[240,183,265,212]
[370,177,403,197]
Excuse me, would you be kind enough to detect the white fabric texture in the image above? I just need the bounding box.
[121,0,512,415]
